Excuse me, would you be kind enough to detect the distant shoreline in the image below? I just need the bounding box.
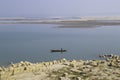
[0,20,120,28]
[1,16,120,28]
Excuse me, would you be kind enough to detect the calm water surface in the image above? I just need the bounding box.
[0,24,120,66]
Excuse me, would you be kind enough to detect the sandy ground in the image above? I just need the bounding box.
[10,64,66,80]
[3,54,120,80]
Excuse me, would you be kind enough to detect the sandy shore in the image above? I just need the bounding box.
[1,54,120,80]
[1,16,120,28]
[1,20,120,28]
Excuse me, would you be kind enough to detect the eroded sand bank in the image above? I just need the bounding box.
[1,54,120,80]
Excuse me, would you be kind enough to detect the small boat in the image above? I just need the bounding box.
[51,48,67,52]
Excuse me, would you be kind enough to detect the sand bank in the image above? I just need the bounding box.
[1,54,120,80]
[1,17,120,28]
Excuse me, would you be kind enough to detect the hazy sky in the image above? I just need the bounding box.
[0,0,120,17]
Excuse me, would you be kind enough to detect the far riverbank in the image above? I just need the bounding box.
[1,16,120,28]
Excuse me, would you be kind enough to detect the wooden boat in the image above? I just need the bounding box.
[51,48,67,52]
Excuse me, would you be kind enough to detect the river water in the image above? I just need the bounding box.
[0,24,120,66]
